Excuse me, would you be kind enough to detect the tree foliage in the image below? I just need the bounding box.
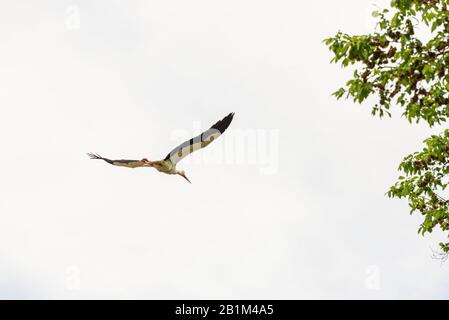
[325,0,449,254]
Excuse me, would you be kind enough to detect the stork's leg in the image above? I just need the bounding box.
[143,159,156,167]
[150,160,163,167]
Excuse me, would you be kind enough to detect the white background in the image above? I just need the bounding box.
[0,0,448,299]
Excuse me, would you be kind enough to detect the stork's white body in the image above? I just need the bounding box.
[147,159,176,174]
[155,160,175,173]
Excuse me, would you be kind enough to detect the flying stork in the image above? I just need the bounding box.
[87,112,235,183]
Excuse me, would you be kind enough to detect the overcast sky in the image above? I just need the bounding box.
[1,0,448,299]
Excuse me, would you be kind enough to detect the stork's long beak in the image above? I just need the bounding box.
[180,173,191,184]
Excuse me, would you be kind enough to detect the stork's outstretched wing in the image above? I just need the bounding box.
[164,112,235,166]
[87,153,146,168]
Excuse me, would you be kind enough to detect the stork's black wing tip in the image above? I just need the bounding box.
[210,112,235,133]
[87,152,102,160]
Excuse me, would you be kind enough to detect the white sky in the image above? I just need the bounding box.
[0,0,448,299]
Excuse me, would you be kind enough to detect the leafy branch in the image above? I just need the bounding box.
[325,0,449,255]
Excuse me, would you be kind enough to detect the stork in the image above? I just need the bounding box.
[87,112,235,183]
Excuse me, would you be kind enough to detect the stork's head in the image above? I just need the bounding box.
[177,170,191,184]
[141,158,151,166]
